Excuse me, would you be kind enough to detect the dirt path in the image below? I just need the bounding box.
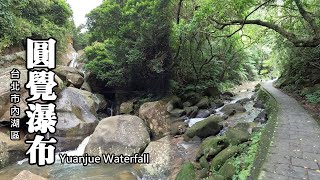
[259,81,320,180]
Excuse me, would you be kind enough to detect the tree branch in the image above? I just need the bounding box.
[294,0,320,36]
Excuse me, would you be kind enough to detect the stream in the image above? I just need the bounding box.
[0,57,262,180]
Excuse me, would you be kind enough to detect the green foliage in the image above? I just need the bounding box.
[84,0,172,93]
[0,0,73,53]
[231,132,261,180]
[305,90,320,104]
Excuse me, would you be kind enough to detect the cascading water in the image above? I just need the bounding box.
[68,52,79,68]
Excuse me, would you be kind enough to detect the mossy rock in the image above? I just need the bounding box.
[197,168,209,179]
[207,174,225,180]
[225,128,250,145]
[210,146,239,171]
[199,156,210,169]
[184,116,223,139]
[197,136,229,160]
[175,162,196,180]
[233,122,251,132]
[218,158,237,180]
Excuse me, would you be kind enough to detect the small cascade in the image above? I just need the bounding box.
[59,136,91,156]
[68,52,79,68]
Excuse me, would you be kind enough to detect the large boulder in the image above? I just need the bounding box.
[85,115,150,156]
[54,87,99,151]
[0,129,26,168]
[53,65,84,88]
[184,116,223,139]
[139,101,171,138]
[12,170,47,180]
[220,103,246,116]
[0,66,28,122]
[140,136,171,179]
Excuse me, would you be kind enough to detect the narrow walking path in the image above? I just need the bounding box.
[258,81,320,180]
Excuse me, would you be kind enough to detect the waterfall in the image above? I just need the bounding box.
[17,136,91,165]
[68,52,79,68]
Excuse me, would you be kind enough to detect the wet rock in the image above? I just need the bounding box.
[220,103,246,116]
[196,96,210,109]
[54,65,84,88]
[139,101,171,138]
[140,136,170,179]
[55,87,99,151]
[169,109,186,118]
[210,146,239,171]
[12,170,47,180]
[196,136,229,160]
[253,100,265,109]
[0,66,28,122]
[236,98,251,105]
[120,100,134,114]
[184,106,199,118]
[254,110,268,123]
[175,162,196,180]
[184,116,223,139]
[85,115,150,156]
[196,109,215,118]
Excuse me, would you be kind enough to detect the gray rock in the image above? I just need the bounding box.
[184,116,223,139]
[220,103,246,116]
[196,109,215,118]
[140,136,171,179]
[55,87,99,151]
[85,115,150,156]
[54,65,84,88]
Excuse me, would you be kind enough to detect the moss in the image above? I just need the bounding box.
[225,128,250,145]
[218,158,237,180]
[210,146,239,171]
[207,174,225,180]
[247,88,279,179]
[199,156,210,169]
[184,116,223,139]
[196,136,229,160]
[175,162,196,180]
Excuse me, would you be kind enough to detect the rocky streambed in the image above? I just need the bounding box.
[0,50,269,180]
